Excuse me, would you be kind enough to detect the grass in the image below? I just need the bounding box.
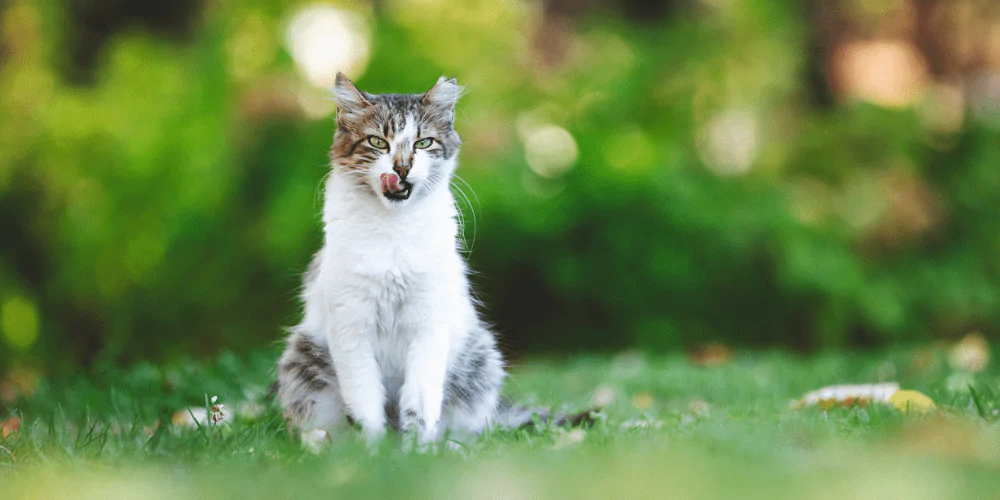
[2,346,1000,499]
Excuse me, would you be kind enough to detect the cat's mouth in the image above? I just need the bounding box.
[380,173,412,201]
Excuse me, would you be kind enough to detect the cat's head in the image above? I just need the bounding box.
[330,73,461,207]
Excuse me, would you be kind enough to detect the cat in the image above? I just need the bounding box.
[273,74,580,446]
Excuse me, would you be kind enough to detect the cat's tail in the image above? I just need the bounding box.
[494,398,600,430]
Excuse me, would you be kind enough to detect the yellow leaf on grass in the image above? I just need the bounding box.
[890,390,936,413]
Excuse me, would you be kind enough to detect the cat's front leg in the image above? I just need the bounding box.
[399,323,450,445]
[326,304,387,444]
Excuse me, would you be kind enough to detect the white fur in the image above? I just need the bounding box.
[297,116,478,443]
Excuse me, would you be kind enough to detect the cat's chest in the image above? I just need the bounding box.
[329,222,451,282]
[332,242,432,291]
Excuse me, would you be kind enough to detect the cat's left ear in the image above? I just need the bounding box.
[423,76,461,120]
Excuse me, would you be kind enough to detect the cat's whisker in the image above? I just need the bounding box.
[452,174,481,212]
[449,180,477,253]
[447,182,467,250]
[451,174,480,252]
[314,168,334,211]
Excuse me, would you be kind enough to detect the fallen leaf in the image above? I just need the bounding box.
[890,390,936,413]
[0,368,39,402]
[792,383,899,409]
[688,342,733,367]
[1,417,19,439]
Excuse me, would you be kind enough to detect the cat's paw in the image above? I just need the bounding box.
[300,428,331,454]
[400,408,425,433]
[400,408,441,448]
[361,424,387,451]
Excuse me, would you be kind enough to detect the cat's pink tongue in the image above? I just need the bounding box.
[380,173,402,193]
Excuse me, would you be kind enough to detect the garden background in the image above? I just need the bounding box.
[3,0,1000,375]
[4,1,1000,497]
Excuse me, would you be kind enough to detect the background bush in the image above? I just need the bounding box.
[2,0,1000,373]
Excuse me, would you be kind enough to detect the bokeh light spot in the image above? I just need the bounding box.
[297,85,338,119]
[920,83,966,136]
[522,124,578,179]
[603,128,655,171]
[284,5,371,88]
[832,40,929,108]
[699,109,758,177]
[1,295,39,352]
[226,11,277,80]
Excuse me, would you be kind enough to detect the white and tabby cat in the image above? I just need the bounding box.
[274,74,562,445]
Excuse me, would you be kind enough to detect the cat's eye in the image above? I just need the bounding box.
[368,136,388,149]
[414,138,434,149]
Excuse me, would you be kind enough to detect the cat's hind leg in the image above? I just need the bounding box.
[275,330,345,432]
[441,327,505,441]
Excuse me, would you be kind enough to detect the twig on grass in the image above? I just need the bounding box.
[0,444,15,463]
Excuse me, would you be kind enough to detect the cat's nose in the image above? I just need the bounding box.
[393,161,411,179]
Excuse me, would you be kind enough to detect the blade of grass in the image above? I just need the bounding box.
[187,407,210,445]
[968,385,991,421]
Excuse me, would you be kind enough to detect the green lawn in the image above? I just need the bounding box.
[3,347,1000,499]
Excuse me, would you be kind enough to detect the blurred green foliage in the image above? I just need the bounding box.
[2,0,1000,372]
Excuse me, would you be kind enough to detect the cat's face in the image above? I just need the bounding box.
[330,73,461,208]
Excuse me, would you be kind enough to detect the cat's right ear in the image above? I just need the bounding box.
[334,72,370,119]
[423,77,461,122]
